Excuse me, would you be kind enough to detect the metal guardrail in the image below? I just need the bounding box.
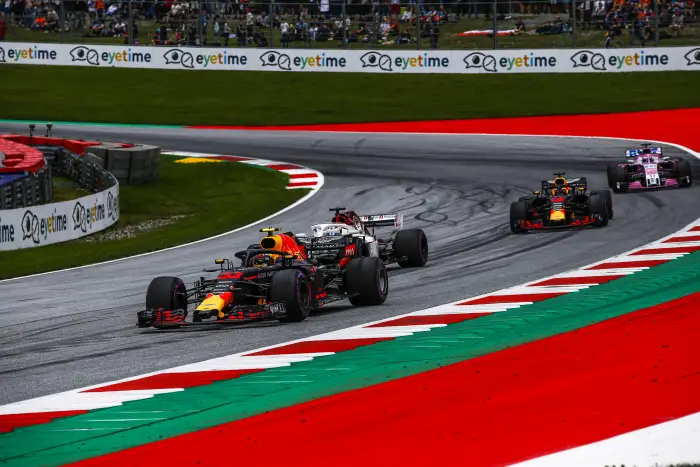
[0,146,118,210]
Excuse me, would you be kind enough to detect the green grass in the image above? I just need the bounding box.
[51,174,89,202]
[0,155,308,279]
[1,65,700,126]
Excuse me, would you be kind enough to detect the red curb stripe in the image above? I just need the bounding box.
[187,108,700,154]
[367,313,492,327]
[587,259,669,269]
[267,164,303,171]
[0,410,89,434]
[244,338,394,356]
[65,292,700,467]
[630,246,700,255]
[82,370,262,392]
[663,235,700,243]
[457,292,568,305]
[530,275,625,286]
[288,172,318,179]
[689,226,700,232]
[288,181,319,187]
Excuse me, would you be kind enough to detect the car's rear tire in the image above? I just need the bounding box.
[510,200,529,233]
[270,269,311,323]
[394,228,428,268]
[590,190,613,219]
[677,160,693,187]
[589,193,609,227]
[344,257,389,306]
[607,164,628,193]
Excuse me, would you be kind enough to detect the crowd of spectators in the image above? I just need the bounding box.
[0,0,696,48]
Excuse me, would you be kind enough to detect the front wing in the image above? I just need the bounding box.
[519,216,594,230]
[137,301,288,329]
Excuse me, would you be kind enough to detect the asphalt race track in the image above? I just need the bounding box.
[0,124,698,404]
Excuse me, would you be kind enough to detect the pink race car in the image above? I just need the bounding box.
[607,144,692,193]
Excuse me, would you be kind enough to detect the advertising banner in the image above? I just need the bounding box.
[1,42,699,74]
[0,183,119,251]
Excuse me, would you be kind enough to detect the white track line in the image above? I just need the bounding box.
[0,132,698,466]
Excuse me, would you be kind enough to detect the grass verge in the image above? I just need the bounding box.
[1,65,700,126]
[51,174,90,202]
[0,155,308,279]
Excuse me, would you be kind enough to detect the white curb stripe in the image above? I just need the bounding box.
[0,133,697,466]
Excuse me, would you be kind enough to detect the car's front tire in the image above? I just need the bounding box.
[394,228,428,268]
[510,200,529,233]
[589,193,609,227]
[590,190,613,219]
[677,160,693,187]
[271,269,311,323]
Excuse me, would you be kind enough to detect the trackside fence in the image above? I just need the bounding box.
[2,0,698,51]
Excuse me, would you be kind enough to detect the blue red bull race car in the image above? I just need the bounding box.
[510,173,613,233]
[137,227,389,329]
[607,143,692,192]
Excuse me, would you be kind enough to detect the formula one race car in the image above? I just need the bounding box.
[510,173,613,233]
[294,207,428,268]
[607,143,692,192]
[136,227,389,329]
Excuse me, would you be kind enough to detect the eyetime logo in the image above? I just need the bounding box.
[107,191,119,221]
[685,48,700,65]
[70,46,100,65]
[572,50,669,71]
[0,216,15,244]
[260,51,346,71]
[164,49,247,69]
[464,52,497,72]
[70,46,152,66]
[464,52,557,72]
[21,209,68,245]
[360,52,448,72]
[73,199,106,233]
[0,45,57,63]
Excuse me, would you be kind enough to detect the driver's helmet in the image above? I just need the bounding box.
[551,186,569,196]
[642,156,652,164]
[332,212,355,226]
[252,253,279,268]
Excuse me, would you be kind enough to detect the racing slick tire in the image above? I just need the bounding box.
[270,269,312,323]
[677,160,693,187]
[144,276,188,327]
[518,195,535,202]
[510,200,529,233]
[394,228,428,268]
[344,257,389,306]
[589,193,609,227]
[590,190,613,219]
[607,164,628,193]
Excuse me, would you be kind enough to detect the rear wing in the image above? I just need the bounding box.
[626,147,662,158]
[541,177,587,192]
[359,213,403,230]
[296,235,349,251]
